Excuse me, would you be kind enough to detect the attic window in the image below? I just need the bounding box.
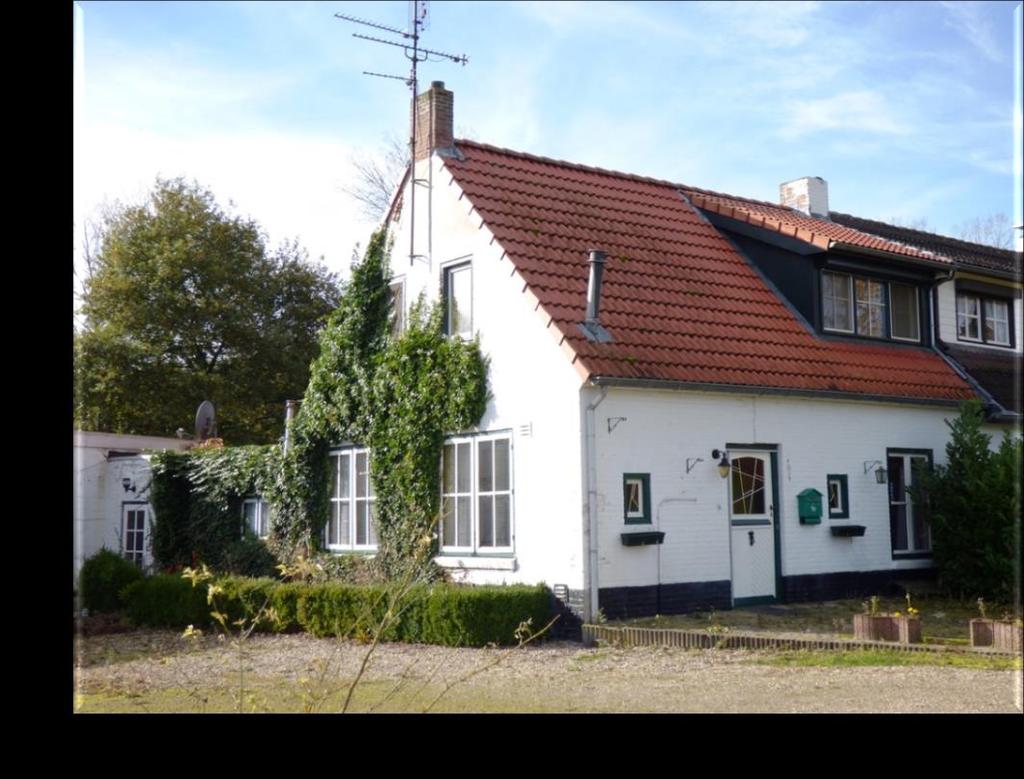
[443,262,472,339]
[956,292,1012,347]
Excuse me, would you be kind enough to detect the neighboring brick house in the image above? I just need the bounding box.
[352,82,1022,623]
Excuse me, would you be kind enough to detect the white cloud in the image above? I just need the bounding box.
[696,1,822,49]
[939,1,1006,63]
[779,90,913,138]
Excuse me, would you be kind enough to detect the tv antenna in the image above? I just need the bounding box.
[336,1,468,267]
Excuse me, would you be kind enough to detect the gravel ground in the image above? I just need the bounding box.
[74,630,1023,713]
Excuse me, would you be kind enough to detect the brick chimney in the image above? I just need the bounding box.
[412,81,454,161]
[780,176,829,218]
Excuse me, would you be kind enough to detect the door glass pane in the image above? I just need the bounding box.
[731,457,765,515]
[890,503,908,551]
[887,457,904,503]
[495,495,511,547]
[478,440,493,492]
[456,443,471,492]
[478,495,493,547]
[494,439,510,491]
[457,496,471,546]
[441,496,454,546]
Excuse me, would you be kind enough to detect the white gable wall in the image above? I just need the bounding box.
[386,155,587,589]
[589,387,1002,597]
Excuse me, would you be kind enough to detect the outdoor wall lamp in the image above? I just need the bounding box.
[863,460,887,484]
[712,449,730,478]
[122,478,136,494]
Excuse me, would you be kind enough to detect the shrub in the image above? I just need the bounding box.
[420,584,552,646]
[218,576,284,633]
[122,575,211,628]
[78,548,144,613]
[220,536,281,579]
[911,400,1021,602]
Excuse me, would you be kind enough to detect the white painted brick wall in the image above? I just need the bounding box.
[390,155,587,590]
[591,388,1013,590]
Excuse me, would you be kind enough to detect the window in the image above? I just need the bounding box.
[826,474,849,519]
[122,505,147,566]
[887,450,932,556]
[440,433,512,553]
[325,448,377,551]
[821,271,921,342]
[389,279,406,337]
[623,474,651,524]
[957,292,1012,347]
[242,498,271,539]
[443,262,472,338]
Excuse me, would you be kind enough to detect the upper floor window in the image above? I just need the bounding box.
[821,271,920,342]
[443,262,472,338]
[956,292,1011,347]
[242,498,271,540]
[440,433,512,553]
[325,448,377,551]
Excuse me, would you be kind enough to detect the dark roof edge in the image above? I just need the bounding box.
[954,265,1022,282]
[589,376,965,409]
[829,241,951,270]
[932,347,1020,423]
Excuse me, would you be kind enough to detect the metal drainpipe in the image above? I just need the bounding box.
[584,384,608,625]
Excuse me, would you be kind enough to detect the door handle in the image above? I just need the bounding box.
[748,531,755,546]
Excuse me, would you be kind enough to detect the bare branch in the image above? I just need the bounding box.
[340,134,410,223]
[956,213,1013,249]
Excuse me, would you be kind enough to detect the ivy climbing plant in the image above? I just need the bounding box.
[152,228,490,580]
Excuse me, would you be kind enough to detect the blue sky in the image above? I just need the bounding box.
[74,0,1022,291]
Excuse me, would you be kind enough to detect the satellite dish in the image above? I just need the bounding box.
[195,400,217,441]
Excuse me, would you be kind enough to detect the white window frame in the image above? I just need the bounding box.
[440,431,514,555]
[325,447,377,552]
[122,503,148,566]
[822,270,921,343]
[624,478,645,519]
[242,497,270,540]
[443,260,473,339]
[827,478,843,514]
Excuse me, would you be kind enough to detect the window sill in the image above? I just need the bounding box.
[434,555,518,572]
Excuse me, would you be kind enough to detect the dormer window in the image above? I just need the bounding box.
[821,270,920,343]
[956,292,1011,347]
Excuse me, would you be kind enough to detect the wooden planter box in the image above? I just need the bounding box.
[853,614,922,644]
[972,619,1023,651]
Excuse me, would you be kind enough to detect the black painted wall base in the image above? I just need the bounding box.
[549,587,585,641]
[598,581,732,621]
[780,568,936,603]
[595,568,936,623]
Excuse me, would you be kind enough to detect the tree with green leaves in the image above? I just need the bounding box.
[75,178,341,444]
[911,400,1022,603]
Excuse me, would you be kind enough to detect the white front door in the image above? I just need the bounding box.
[728,452,777,603]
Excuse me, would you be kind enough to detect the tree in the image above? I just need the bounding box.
[340,134,409,223]
[75,178,341,445]
[910,400,1021,603]
[956,213,1014,250]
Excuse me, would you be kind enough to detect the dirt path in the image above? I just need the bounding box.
[74,631,1022,713]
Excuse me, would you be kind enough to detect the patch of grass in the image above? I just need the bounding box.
[619,596,1019,644]
[753,649,1021,671]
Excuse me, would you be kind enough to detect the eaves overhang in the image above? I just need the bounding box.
[588,375,965,409]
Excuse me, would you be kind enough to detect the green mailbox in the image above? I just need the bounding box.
[797,488,823,525]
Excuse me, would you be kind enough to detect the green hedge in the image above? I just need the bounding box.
[122,575,211,628]
[122,576,552,646]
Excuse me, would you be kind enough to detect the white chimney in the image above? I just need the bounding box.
[780,177,829,218]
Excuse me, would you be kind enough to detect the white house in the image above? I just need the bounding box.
[330,81,1021,627]
[73,430,192,586]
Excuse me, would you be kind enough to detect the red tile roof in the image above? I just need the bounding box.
[443,140,975,403]
[682,189,952,265]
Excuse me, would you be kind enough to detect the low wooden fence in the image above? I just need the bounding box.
[581,624,1021,656]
